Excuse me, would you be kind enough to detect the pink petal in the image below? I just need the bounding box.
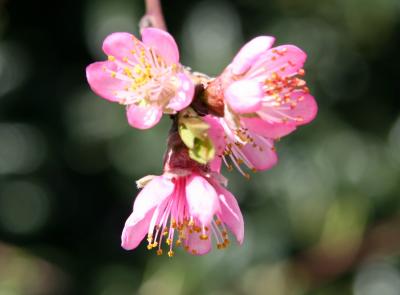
[132,176,174,213]
[231,36,276,75]
[209,157,222,173]
[284,92,318,125]
[185,232,212,256]
[126,103,162,129]
[202,115,224,172]
[247,45,307,80]
[185,175,219,226]
[242,117,297,139]
[86,61,128,102]
[258,92,317,126]
[102,32,142,61]
[166,73,194,111]
[121,176,174,250]
[202,115,226,156]
[225,80,263,114]
[121,208,154,250]
[240,134,278,170]
[141,28,179,64]
[215,185,244,244]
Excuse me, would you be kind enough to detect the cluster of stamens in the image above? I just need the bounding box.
[101,36,175,106]
[261,48,309,123]
[146,213,230,257]
[221,125,274,179]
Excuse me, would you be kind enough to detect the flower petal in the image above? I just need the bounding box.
[258,92,317,126]
[121,208,154,250]
[132,176,175,213]
[215,185,244,244]
[86,61,128,102]
[231,36,275,75]
[126,103,162,129]
[242,117,297,139]
[121,176,174,250]
[185,175,219,226]
[141,28,179,64]
[102,32,142,61]
[284,92,318,125]
[166,73,194,111]
[240,134,278,170]
[204,115,225,172]
[209,157,222,173]
[185,232,212,255]
[225,80,263,114]
[247,45,307,81]
[202,115,226,156]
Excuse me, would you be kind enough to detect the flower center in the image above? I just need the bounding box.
[146,217,230,257]
[103,40,178,106]
[145,177,230,257]
[261,60,308,123]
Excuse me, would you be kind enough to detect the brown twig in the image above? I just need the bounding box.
[140,0,167,31]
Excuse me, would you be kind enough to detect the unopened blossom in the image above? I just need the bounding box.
[121,170,244,256]
[204,36,318,175]
[86,28,194,129]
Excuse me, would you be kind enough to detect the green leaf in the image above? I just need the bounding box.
[188,138,215,164]
[178,107,216,165]
[178,124,195,149]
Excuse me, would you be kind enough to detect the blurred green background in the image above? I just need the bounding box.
[1,0,400,294]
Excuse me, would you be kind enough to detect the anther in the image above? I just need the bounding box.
[199,234,209,240]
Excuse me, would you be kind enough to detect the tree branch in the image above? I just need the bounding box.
[140,0,167,31]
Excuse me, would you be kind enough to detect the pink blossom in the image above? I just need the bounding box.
[205,36,317,174]
[121,170,244,256]
[86,28,195,129]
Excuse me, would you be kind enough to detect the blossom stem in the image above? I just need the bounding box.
[140,0,167,31]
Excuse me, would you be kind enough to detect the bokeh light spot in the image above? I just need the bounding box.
[0,123,46,175]
[0,42,30,99]
[354,261,400,295]
[182,0,242,75]
[84,0,139,59]
[0,181,51,235]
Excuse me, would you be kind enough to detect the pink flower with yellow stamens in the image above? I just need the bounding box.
[121,170,244,256]
[205,36,317,174]
[86,28,195,129]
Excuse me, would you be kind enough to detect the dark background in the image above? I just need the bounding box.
[0,0,400,294]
